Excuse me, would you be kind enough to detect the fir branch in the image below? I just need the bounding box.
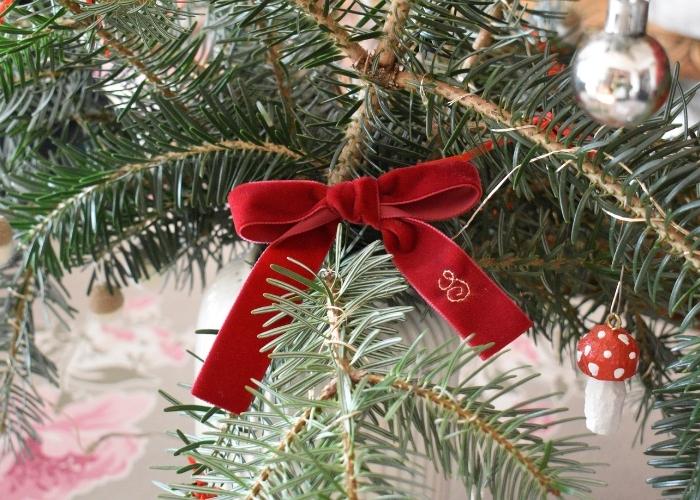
[21,139,300,253]
[289,0,700,286]
[396,73,700,275]
[247,379,339,499]
[362,372,561,497]
[289,0,369,67]
[57,0,179,99]
[318,367,567,497]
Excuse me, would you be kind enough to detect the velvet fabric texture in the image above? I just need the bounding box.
[193,153,533,413]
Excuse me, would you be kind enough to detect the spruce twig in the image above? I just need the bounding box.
[324,271,358,500]
[58,0,180,99]
[246,380,339,499]
[361,372,562,497]
[0,270,36,442]
[21,139,300,248]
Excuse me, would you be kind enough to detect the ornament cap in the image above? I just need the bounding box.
[605,0,649,36]
[576,324,639,381]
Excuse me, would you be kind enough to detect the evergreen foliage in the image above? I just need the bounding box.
[157,239,601,499]
[1,0,700,496]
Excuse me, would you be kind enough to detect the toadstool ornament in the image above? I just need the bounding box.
[576,317,639,435]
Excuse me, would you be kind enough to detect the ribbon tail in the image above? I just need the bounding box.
[192,227,335,413]
[385,220,532,358]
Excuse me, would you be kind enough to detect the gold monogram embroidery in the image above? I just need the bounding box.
[438,270,470,303]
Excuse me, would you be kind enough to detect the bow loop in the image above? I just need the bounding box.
[230,180,328,243]
[377,156,483,221]
[327,177,381,228]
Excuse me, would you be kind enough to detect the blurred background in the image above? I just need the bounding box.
[3,1,700,498]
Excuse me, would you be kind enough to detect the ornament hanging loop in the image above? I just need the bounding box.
[606,266,625,329]
[606,312,622,329]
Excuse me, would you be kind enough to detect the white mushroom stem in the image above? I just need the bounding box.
[584,379,627,435]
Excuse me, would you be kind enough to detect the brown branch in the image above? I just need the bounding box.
[329,100,366,185]
[324,273,359,499]
[266,35,296,134]
[377,0,411,67]
[342,426,358,500]
[290,0,369,66]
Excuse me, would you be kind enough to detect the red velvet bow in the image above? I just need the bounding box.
[193,153,532,413]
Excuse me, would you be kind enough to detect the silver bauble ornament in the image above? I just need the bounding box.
[572,0,671,127]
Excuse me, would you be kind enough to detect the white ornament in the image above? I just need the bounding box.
[195,252,255,374]
[584,378,626,435]
[194,250,255,439]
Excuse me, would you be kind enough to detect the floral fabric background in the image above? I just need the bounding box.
[0,272,196,500]
[0,264,659,499]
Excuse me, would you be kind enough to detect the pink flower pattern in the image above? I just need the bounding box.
[0,391,155,500]
[11,285,189,499]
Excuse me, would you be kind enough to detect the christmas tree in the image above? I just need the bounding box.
[1,0,699,497]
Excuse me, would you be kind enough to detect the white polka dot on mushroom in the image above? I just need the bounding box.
[629,352,636,360]
[618,334,629,345]
[584,345,591,355]
[577,351,582,362]
[597,330,606,339]
[588,362,600,376]
[614,368,625,379]
[603,350,612,358]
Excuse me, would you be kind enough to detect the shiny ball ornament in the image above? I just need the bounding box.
[572,0,671,128]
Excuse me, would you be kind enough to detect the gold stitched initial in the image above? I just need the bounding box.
[438,270,471,303]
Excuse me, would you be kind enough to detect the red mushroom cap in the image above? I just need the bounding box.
[576,324,639,381]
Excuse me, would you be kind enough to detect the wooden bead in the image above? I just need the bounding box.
[0,216,12,247]
[89,284,124,315]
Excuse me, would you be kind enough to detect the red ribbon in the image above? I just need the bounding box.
[193,152,532,413]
